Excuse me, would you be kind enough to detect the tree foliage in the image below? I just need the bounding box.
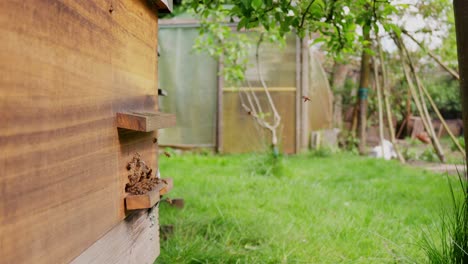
[185,0,405,84]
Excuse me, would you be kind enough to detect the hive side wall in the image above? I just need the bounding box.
[0,0,159,263]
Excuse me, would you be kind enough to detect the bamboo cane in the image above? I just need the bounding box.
[399,33,464,156]
[377,36,406,163]
[399,37,446,162]
[420,81,466,157]
[395,36,446,162]
[373,57,386,157]
[403,30,460,80]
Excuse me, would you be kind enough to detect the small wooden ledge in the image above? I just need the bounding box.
[125,178,174,210]
[116,111,176,132]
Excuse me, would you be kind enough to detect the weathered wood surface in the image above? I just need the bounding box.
[125,185,163,210]
[0,0,161,263]
[71,209,160,264]
[116,111,176,132]
[125,177,173,210]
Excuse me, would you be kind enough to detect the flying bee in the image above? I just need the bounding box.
[302,95,311,102]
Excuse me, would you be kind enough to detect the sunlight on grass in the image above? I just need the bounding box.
[157,153,454,263]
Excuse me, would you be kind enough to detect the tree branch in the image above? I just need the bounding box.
[402,29,460,80]
[299,0,316,29]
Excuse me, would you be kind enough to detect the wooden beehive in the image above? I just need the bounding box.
[0,0,174,263]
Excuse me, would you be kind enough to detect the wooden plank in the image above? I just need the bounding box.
[125,178,173,210]
[71,209,160,264]
[301,37,310,150]
[216,57,224,153]
[116,111,176,132]
[0,0,160,263]
[125,183,164,210]
[295,36,301,153]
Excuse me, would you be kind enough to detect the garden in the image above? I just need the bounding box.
[158,151,466,263]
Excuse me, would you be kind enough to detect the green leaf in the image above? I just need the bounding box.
[252,0,262,10]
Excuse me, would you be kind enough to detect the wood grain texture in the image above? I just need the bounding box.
[125,178,173,210]
[71,209,160,264]
[0,0,160,263]
[116,111,176,131]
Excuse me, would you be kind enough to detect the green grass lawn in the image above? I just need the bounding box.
[157,152,455,264]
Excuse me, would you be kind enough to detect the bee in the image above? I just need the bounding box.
[302,95,311,102]
[164,151,171,158]
[109,4,114,13]
[153,137,158,144]
[247,110,252,115]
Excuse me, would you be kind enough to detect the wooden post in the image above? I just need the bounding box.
[216,56,224,153]
[295,36,301,153]
[301,36,310,150]
[358,27,371,154]
[454,1,468,166]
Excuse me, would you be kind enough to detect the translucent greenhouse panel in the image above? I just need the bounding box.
[158,27,218,146]
[222,34,297,154]
[243,33,297,88]
[308,49,333,131]
[223,91,296,153]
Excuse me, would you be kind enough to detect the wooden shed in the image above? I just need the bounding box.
[0,0,175,263]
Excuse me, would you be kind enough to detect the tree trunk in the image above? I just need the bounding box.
[358,28,371,155]
[331,62,349,128]
[454,1,468,167]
